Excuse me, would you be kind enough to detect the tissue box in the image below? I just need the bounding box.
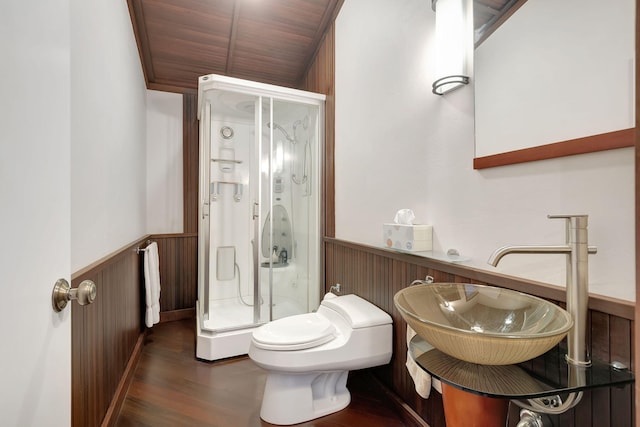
[383,224,432,252]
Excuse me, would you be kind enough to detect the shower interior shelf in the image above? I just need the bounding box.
[210,180,243,201]
[409,335,634,400]
[211,158,243,164]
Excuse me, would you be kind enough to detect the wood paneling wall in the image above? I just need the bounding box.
[70,233,198,427]
[71,237,148,427]
[170,92,199,315]
[183,93,199,234]
[151,233,198,312]
[325,238,635,427]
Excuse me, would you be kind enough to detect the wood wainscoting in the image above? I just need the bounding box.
[151,233,198,317]
[70,233,198,427]
[71,236,149,427]
[324,238,635,427]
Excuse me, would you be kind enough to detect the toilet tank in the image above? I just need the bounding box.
[321,294,392,329]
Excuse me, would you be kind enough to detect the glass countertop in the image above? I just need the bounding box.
[409,335,634,399]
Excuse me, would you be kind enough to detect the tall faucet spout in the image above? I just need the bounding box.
[487,245,571,267]
[487,215,596,367]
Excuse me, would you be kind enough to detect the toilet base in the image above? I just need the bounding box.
[260,370,351,425]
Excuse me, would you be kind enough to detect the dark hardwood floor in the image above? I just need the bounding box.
[115,319,409,427]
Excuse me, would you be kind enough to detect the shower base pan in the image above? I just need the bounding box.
[195,298,304,361]
[195,300,259,361]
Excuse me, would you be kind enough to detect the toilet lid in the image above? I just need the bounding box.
[252,313,336,351]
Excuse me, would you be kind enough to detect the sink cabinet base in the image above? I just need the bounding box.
[442,383,508,427]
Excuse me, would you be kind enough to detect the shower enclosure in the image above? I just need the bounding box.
[196,74,325,361]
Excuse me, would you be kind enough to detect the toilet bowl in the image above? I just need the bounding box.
[248,293,393,425]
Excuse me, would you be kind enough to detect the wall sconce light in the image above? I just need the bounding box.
[431,0,472,95]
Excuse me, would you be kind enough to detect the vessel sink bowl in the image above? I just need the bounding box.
[394,283,573,365]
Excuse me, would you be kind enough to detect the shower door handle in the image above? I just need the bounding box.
[202,202,209,218]
[252,202,259,220]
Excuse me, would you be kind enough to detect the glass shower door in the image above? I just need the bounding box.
[259,98,321,320]
[200,90,270,333]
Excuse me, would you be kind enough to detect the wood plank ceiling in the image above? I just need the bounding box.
[127,0,344,93]
[127,0,517,94]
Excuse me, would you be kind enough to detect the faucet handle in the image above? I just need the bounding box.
[548,214,589,229]
[548,215,594,250]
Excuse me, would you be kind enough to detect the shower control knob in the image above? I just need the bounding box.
[52,278,97,312]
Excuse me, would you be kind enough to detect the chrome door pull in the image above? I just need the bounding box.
[52,278,97,312]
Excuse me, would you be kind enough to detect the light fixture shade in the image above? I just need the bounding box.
[432,0,472,95]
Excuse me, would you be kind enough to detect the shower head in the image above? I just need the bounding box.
[267,122,295,143]
[291,116,309,133]
[299,116,310,130]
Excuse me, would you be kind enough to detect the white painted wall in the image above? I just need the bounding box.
[70,0,147,271]
[335,0,635,301]
[335,0,433,244]
[146,90,184,233]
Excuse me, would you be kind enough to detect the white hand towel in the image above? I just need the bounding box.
[406,325,432,399]
[144,242,161,327]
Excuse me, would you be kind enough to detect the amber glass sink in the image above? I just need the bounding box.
[394,283,573,365]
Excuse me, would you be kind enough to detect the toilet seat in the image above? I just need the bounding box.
[252,313,336,351]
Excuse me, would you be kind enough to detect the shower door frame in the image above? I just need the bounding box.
[197,74,326,335]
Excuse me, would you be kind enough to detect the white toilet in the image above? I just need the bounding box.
[248,293,393,425]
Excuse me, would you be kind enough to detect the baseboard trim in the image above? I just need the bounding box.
[160,307,195,323]
[101,332,145,427]
[366,372,430,427]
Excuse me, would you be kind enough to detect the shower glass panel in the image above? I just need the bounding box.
[196,75,324,360]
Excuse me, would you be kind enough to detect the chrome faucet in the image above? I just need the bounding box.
[488,215,597,367]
